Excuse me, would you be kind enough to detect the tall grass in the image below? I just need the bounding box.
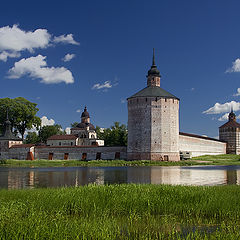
[0,184,240,239]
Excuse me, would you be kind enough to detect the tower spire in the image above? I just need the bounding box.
[147,49,161,87]
[152,48,156,66]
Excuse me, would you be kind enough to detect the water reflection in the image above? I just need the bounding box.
[1,165,240,189]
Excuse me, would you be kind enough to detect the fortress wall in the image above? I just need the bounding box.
[9,146,34,160]
[34,146,127,160]
[179,133,226,157]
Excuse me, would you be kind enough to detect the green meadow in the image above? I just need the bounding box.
[1,154,240,167]
[0,184,240,239]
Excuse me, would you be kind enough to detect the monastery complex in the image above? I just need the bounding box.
[0,51,239,161]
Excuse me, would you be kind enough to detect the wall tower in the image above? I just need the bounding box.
[219,110,240,154]
[127,50,180,161]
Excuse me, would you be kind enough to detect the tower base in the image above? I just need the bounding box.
[127,152,180,161]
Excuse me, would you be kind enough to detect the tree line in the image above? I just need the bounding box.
[0,97,127,146]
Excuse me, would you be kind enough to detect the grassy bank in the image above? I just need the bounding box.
[0,154,240,167]
[0,184,240,239]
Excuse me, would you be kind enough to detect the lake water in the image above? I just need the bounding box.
[1,165,240,189]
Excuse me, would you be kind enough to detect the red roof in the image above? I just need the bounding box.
[179,132,225,143]
[219,120,240,129]
[47,135,78,140]
[10,144,34,148]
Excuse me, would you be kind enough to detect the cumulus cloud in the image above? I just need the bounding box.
[53,34,79,45]
[8,55,74,84]
[121,98,126,104]
[65,127,71,134]
[203,101,240,114]
[218,113,229,121]
[92,81,112,90]
[0,25,79,61]
[0,24,51,52]
[62,53,75,62]
[0,51,21,62]
[226,58,240,73]
[233,88,240,96]
[41,116,55,127]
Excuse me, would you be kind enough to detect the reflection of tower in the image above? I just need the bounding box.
[28,171,35,188]
[226,170,237,185]
[127,49,180,161]
[150,167,181,184]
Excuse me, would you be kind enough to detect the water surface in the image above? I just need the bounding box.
[1,165,240,189]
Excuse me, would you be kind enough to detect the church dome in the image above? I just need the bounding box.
[81,106,90,118]
[148,65,160,77]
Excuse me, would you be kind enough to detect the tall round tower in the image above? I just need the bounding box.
[127,50,180,161]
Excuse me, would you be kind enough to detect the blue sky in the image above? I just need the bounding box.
[0,0,240,138]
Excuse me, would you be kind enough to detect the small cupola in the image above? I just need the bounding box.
[147,48,161,87]
[81,106,90,124]
[229,109,236,122]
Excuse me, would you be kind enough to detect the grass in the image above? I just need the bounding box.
[0,184,240,239]
[1,154,240,167]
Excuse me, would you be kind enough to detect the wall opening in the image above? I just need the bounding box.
[26,152,34,160]
[82,153,87,160]
[96,152,101,160]
[115,152,120,159]
[64,153,69,160]
[48,153,53,160]
[164,155,169,161]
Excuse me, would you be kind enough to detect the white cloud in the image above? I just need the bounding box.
[0,25,79,61]
[0,24,51,53]
[41,116,55,127]
[191,87,195,91]
[53,34,79,45]
[65,127,71,134]
[8,55,74,84]
[226,58,240,73]
[92,81,112,90]
[203,101,240,114]
[62,53,75,62]
[218,113,229,121]
[0,51,20,62]
[234,88,240,96]
[76,109,81,113]
[121,98,126,104]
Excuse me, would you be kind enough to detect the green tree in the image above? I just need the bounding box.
[71,122,79,128]
[38,124,63,143]
[96,122,127,146]
[25,132,40,144]
[0,97,41,139]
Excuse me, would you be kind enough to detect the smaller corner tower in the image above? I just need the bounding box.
[219,109,240,154]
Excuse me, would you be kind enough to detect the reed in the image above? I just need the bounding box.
[0,184,240,239]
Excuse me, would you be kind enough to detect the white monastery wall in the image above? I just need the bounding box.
[35,146,127,160]
[9,146,34,160]
[179,133,226,157]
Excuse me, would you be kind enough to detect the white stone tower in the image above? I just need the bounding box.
[127,50,180,161]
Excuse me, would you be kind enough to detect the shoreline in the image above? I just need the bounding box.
[0,154,240,167]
